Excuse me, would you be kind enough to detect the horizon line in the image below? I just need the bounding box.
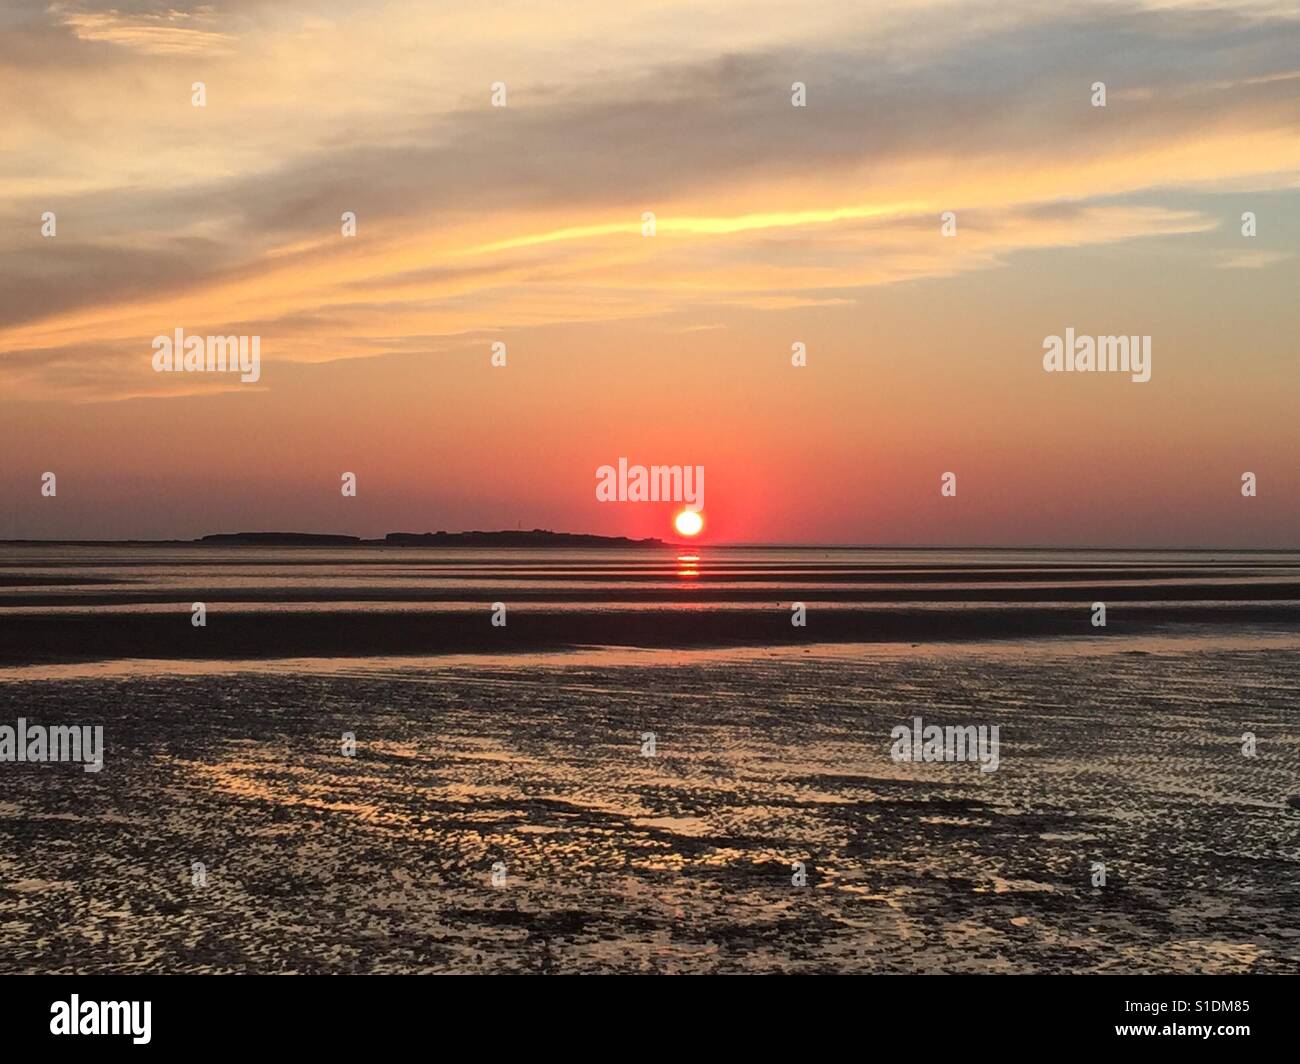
[1,531,1298,552]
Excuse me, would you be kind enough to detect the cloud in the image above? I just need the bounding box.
[53,4,239,56]
[1216,249,1294,268]
[3,0,1300,399]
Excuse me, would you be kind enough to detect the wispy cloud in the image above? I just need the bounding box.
[50,2,239,55]
[3,0,1299,399]
[1216,248,1294,268]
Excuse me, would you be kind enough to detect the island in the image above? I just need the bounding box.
[203,530,670,547]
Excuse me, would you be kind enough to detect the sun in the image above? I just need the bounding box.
[674,509,704,537]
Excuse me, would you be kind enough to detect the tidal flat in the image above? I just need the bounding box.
[1,636,1296,974]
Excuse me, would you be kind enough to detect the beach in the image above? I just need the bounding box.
[1,547,1297,973]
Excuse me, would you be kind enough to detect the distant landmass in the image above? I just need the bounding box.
[199,532,362,546]
[2,529,669,548]
[378,530,666,547]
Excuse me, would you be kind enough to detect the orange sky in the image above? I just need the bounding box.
[2,0,1298,544]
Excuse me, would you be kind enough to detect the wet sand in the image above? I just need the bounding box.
[1,636,1297,974]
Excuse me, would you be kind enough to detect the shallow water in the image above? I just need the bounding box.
[4,545,1300,663]
[4,545,1300,607]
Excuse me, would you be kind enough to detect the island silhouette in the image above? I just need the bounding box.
[0,530,670,547]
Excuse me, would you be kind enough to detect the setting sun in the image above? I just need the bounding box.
[674,510,704,537]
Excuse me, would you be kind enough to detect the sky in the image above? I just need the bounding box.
[1,0,1298,545]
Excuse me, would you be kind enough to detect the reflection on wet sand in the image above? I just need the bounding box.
[1,636,1296,973]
